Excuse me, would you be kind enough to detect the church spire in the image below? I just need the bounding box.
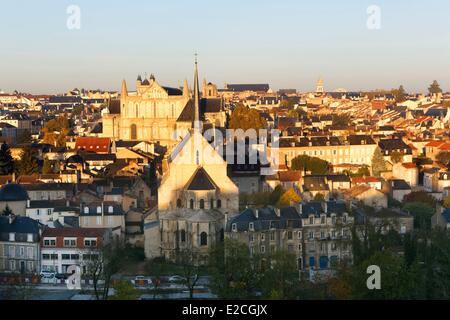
[121,79,128,97]
[193,54,200,130]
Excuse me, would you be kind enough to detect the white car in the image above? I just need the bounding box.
[40,271,56,279]
[168,275,186,283]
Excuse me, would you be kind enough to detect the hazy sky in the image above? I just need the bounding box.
[1,0,449,94]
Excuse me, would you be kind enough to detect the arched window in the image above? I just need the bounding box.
[196,151,200,165]
[96,206,102,214]
[219,228,224,242]
[210,199,214,209]
[180,230,186,243]
[135,104,139,118]
[217,199,222,208]
[200,232,208,246]
[130,124,137,140]
[108,206,114,213]
[189,199,194,209]
[84,207,89,214]
[199,199,205,209]
[176,199,182,208]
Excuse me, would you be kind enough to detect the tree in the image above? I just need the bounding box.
[85,239,125,300]
[2,205,13,216]
[41,116,71,147]
[209,239,262,299]
[403,191,437,207]
[110,281,139,300]
[144,258,167,299]
[392,85,407,103]
[313,193,326,202]
[390,150,404,164]
[259,250,299,299]
[444,195,450,209]
[229,104,267,131]
[0,143,14,175]
[291,155,329,175]
[332,113,351,127]
[402,202,434,230]
[16,147,39,176]
[176,249,201,299]
[428,80,442,95]
[371,147,387,177]
[277,188,301,207]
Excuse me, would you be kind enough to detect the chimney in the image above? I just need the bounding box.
[322,201,328,213]
[27,199,30,208]
[255,209,259,219]
[297,203,303,215]
[9,214,15,225]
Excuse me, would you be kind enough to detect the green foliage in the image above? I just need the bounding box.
[371,147,387,177]
[313,193,326,202]
[390,150,404,164]
[403,191,437,207]
[290,155,329,175]
[391,85,407,103]
[15,147,39,176]
[240,185,285,208]
[110,281,139,300]
[229,104,267,131]
[402,202,434,230]
[0,143,15,175]
[2,205,13,216]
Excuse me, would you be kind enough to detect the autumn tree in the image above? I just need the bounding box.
[390,150,404,164]
[290,155,329,175]
[0,143,14,175]
[16,147,39,176]
[392,85,407,103]
[371,147,386,177]
[332,113,351,127]
[41,116,71,147]
[229,104,267,131]
[277,188,301,207]
[17,130,32,144]
[436,151,450,166]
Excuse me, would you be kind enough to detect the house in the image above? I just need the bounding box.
[354,208,414,235]
[392,162,419,188]
[79,202,125,236]
[75,137,111,154]
[0,183,29,216]
[351,176,382,190]
[25,199,79,226]
[0,215,43,275]
[387,179,412,202]
[343,185,388,209]
[40,227,111,274]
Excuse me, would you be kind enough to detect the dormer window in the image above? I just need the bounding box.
[232,223,237,232]
[309,216,314,225]
[96,206,102,214]
[249,222,254,231]
[343,213,348,223]
[320,215,326,224]
[108,206,114,214]
[84,207,89,214]
[331,215,336,225]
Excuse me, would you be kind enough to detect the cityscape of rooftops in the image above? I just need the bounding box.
[1,0,450,312]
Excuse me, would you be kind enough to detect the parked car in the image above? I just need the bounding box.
[40,271,55,279]
[168,275,186,283]
[55,273,68,280]
[133,275,153,287]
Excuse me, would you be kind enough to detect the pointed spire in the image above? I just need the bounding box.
[121,79,128,97]
[193,53,200,130]
[183,79,190,97]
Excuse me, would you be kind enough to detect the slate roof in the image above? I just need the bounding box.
[0,183,29,201]
[225,84,269,92]
[0,216,41,234]
[186,167,218,191]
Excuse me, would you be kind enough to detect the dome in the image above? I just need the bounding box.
[0,183,29,202]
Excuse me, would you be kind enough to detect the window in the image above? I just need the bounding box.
[176,199,182,208]
[130,124,137,140]
[217,199,222,208]
[261,233,265,241]
[200,232,208,246]
[298,231,302,239]
[36,209,40,216]
[199,199,205,209]
[308,231,314,240]
[232,223,237,232]
[96,206,102,214]
[27,247,33,259]
[9,233,15,242]
[64,238,76,247]
[331,215,336,225]
[47,209,51,216]
[19,247,25,257]
[84,239,97,247]
[309,216,314,225]
[27,261,34,272]
[210,199,214,209]
[97,216,102,225]
[321,215,326,224]
[249,234,254,242]
[84,207,89,214]
[343,214,347,223]
[27,234,33,242]
[320,230,326,239]
[190,199,194,209]
[249,222,254,231]
[298,244,302,252]
[108,206,114,213]
[9,261,15,271]
[44,238,56,247]
[287,231,293,240]
[107,215,113,225]
[270,232,275,241]
[331,230,336,239]
[9,246,15,258]
[180,230,186,242]
[261,245,266,253]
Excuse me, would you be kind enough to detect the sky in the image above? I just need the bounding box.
[1,0,450,94]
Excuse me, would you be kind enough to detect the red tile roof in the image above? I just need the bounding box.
[352,176,381,184]
[75,137,110,153]
[402,163,417,169]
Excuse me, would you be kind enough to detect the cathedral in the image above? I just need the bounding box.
[102,69,226,148]
[144,60,239,264]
